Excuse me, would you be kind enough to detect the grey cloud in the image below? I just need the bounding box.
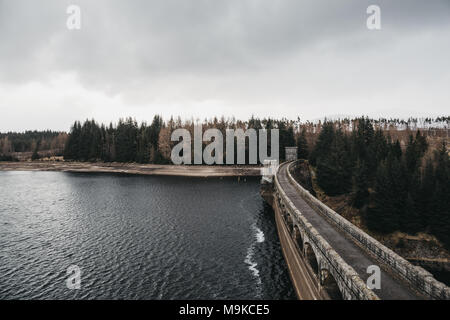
[0,0,449,130]
[2,0,448,84]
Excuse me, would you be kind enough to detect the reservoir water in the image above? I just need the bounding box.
[0,171,295,299]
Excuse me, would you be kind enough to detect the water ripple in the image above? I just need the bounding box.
[0,172,295,300]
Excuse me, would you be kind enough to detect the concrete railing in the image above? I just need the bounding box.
[274,167,379,300]
[287,160,450,300]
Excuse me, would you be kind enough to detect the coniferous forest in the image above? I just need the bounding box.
[61,116,297,164]
[308,119,449,249]
[0,116,449,248]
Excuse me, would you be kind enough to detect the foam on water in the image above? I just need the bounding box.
[244,223,266,297]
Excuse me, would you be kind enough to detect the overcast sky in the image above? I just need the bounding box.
[0,0,449,131]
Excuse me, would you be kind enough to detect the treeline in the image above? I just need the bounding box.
[0,131,66,160]
[2,116,448,247]
[308,118,449,248]
[63,117,165,163]
[63,116,297,163]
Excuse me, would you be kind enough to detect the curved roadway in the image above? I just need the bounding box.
[277,162,421,300]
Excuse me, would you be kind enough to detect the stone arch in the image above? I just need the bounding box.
[320,269,344,300]
[279,199,288,220]
[293,225,303,252]
[304,243,319,276]
[286,214,294,234]
[281,207,288,222]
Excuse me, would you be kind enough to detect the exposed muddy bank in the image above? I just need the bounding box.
[0,161,261,177]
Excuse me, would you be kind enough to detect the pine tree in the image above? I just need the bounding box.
[391,140,402,159]
[403,170,422,234]
[149,115,164,163]
[352,159,370,208]
[297,128,309,160]
[309,121,334,166]
[418,160,436,231]
[367,158,402,233]
[316,128,353,195]
[63,121,82,160]
[405,134,418,174]
[115,118,138,162]
[278,122,295,162]
[367,162,394,233]
[430,142,450,247]
[366,129,388,182]
[31,140,40,161]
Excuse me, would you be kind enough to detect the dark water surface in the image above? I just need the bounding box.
[0,171,295,300]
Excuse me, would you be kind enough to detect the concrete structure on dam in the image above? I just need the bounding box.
[261,160,450,300]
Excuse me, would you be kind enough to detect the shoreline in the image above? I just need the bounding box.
[0,161,262,177]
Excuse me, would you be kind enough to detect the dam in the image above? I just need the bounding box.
[261,160,450,300]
